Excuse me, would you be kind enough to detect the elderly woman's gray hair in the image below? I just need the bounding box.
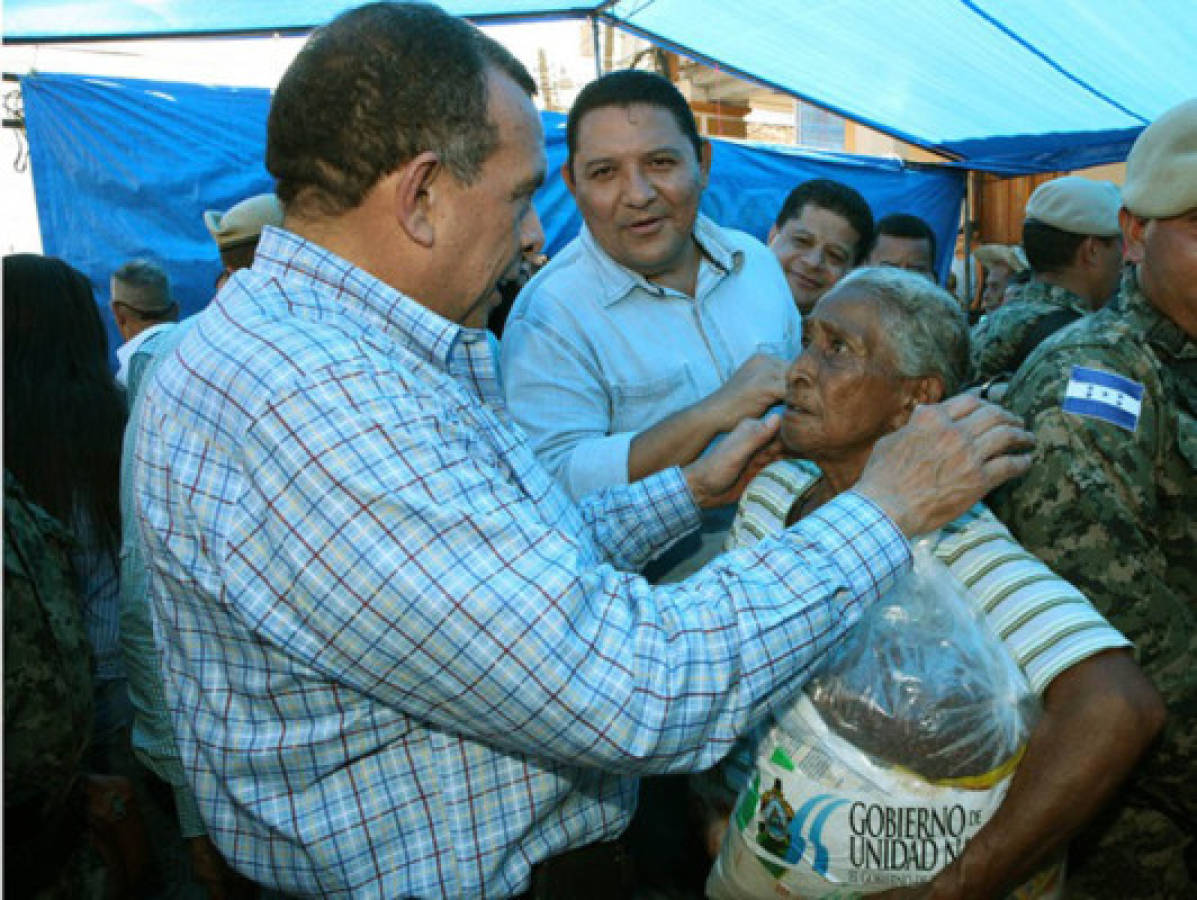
[836,266,970,395]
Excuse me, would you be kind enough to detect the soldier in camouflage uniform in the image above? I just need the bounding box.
[4,471,107,898]
[971,176,1124,383]
[990,99,1197,899]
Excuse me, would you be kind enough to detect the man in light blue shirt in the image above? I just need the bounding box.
[502,70,801,583]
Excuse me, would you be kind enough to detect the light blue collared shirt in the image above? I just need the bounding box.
[501,215,801,580]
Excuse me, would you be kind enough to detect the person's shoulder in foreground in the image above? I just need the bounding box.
[991,96,1197,899]
[993,229,1193,619]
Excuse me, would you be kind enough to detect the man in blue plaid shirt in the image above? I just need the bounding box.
[128,4,1033,897]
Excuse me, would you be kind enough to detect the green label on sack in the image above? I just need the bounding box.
[770,746,796,771]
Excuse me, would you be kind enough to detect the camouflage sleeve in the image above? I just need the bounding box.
[3,476,95,811]
[990,355,1177,625]
[994,347,1197,890]
[970,306,1027,382]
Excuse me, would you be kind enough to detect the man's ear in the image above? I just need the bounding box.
[110,301,135,341]
[562,160,576,197]
[698,138,712,188]
[767,223,778,244]
[393,150,442,248]
[1119,207,1145,264]
[1079,235,1103,270]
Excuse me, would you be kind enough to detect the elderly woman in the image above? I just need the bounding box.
[711,268,1162,898]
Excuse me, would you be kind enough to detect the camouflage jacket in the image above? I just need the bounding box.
[3,471,95,821]
[990,270,1197,831]
[970,279,1090,381]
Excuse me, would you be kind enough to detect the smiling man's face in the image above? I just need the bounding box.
[565,103,709,294]
[768,204,861,315]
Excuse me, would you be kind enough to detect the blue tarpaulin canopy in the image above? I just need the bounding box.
[7,0,1196,173]
[21,72,965,368]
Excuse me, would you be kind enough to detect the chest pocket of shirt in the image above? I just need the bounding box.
[607,364,693,435]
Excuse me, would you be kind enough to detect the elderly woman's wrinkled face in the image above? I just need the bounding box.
[782,286,913,464]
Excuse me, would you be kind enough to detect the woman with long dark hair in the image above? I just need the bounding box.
[4,253,129,756]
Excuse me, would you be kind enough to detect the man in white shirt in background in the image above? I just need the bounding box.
[110,258,178,387]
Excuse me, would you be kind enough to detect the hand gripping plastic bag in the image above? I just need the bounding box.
[707,538,1058,898]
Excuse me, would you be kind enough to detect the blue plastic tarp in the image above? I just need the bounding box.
[22,71,964,369]
[8,0,1196,173]
[605,0,1196,174]
[3,1,586,39]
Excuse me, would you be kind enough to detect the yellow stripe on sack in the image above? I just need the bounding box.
[891,744,1026,789]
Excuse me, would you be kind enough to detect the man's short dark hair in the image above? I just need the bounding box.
[875,212,937,263]
[773,179,874,264]
[267,2,536,217]
[1022,219,1093,274]
[566,69,703,175]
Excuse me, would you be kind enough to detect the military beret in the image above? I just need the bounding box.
[203,193,284,250]
[1122,97,1197,219]
[973,244,1028,273]
[1024,176,1121,237]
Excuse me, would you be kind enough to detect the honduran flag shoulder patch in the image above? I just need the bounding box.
[1061,365,1144,433]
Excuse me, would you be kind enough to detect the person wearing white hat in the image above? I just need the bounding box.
[971,176,1124,382]
[973,242,1028,314]
[993,97,1197,898]
[203,192,283,287]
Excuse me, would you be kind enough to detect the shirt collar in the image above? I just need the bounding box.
[252,225,492,375]
[1020,278,1090,314]
[115,322,175,385]
[578,213,744,307]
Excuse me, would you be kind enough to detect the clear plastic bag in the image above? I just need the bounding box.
[794,538,1039,783]
[707,537,1048,898]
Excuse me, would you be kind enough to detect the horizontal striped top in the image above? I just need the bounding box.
[729,459,1130,695]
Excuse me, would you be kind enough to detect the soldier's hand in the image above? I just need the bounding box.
[855,394,1033,537]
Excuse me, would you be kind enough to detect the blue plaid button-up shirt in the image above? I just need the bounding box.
[131,227,909,898]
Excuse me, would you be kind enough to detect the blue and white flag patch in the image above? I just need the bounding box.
[1062,365,1144,432]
